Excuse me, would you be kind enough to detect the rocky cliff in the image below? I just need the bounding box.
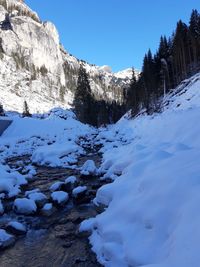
[0,0,136,113]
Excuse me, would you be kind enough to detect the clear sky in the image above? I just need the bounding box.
[26,0,200,72]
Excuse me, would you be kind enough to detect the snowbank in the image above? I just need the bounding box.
[81,79,200,267]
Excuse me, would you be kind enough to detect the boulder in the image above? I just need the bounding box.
[6,221,27,235]
[13,198,37,215]
[0,229,15,249]
[51,191,69,206]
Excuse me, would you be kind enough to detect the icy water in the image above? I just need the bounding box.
[0,144,107,267]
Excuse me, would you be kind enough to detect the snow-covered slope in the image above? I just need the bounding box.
[0,0,136,113]
[80,72,200,267]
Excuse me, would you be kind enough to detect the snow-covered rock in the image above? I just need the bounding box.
[50,181,65,192]
[65,176,77,184]
[6,221,27,235]
[72,186,87,197]
[13,198,37,215]
[31,142,83,167]
[0,229,15,249]
[72,186,88,205]
[27,192,48,208]
[41,203,54,217]
[80,160,97,176]
[51,191,69,206]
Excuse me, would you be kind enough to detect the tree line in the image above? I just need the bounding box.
[125,9,200,115]
[73,64,124,126]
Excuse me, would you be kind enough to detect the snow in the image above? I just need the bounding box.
[65,176,77,184]
[80,160,97,176]
[7,221,26,233]
[0,109,93,168]
[14,198,37,215]
[50,181,64,192]
[72,186,87,197]
[25,188,40,197]
[42,203,53,211]
[28,192,47,202]
[0,229,14,247]
[80,73,200,267]
[0,36,199,266]
[0,174,21,198]
[32,142,82,167]
[51,191,69,204]
[0,1,131,114]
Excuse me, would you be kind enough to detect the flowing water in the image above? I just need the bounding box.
[0,142,108,267]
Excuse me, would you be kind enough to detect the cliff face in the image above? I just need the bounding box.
[0,0,135,113]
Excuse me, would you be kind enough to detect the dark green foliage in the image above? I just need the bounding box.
[73,64,96,125]
[40,65,48,76]
[0,103,5,116]
[22,100,31,117]
[125,9,200,116]
[73,65,124,126]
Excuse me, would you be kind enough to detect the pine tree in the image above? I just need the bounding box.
[22,100,31,117]
[73,64,97,125]
[189,9,200,68]
[125,68,139,115]
[0,103,5,116]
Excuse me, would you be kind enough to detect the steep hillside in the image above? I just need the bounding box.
[80,72,200,267]
[0,0,136,113]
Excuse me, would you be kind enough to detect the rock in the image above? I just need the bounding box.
[72,186,90,205]
[0,229,15,249]
[51,191,69,206]
[72,186,87,198]
[41,203,55,216]
[25,189,40,197]
[6,221,27,235]
[50,181,65,192]
[27,192,48,209]
[13,198,37,215]
[64,176,78,191]
[80,160,97,176]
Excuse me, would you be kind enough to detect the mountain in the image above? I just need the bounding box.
[0,0,138,113]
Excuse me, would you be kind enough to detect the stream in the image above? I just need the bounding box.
[0,140,108,267]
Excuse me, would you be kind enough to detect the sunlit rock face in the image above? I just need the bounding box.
[0,0,136,113]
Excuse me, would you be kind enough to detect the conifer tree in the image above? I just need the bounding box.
[0,103,5,116]
[73,64,97,125]
[22,100,31,117]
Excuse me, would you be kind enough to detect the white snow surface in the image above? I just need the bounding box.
[28,192,47,202]
[72,186,87,197]
[65,176,77,184]
[51,191,69,204]
[80,73,200,267]
[14,198,37,214]
[7,221,26,232]
[80,160,97,176]
[42,203,53,211]
[0,229,14,244]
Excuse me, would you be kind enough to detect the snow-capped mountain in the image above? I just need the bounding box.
[0,0,137,113]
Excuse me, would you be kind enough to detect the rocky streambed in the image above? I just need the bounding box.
[0,141,110,267]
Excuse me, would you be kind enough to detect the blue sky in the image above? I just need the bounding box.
[26,0,200,72]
